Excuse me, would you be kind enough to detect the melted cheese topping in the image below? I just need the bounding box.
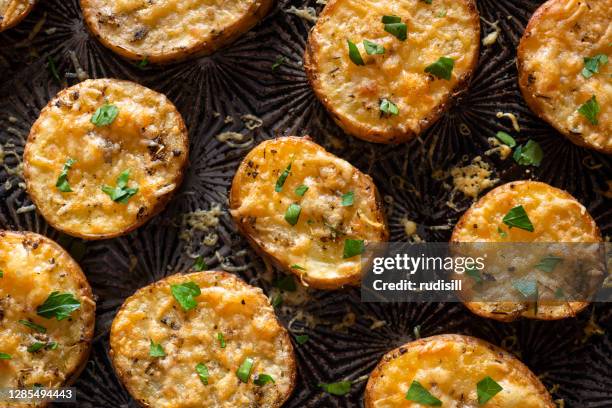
[24,79,188,239]
[229,137,389,289]
[518,0,611,152]
[81,0,273,62]
[0,0,33,31]
[450,156,498,199]
[366,335,554,408]
[110,271,295,408]
[0,231,95,400]
[305,0,480,143]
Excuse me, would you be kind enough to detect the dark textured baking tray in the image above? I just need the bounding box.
[0,0,610,407]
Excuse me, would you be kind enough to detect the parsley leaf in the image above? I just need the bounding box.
[275,163,292,192]
[363,40,384,55]
[193,256,207,272]
[56,158,76,193]
[254,374,275,386]
[101,170,139,204]
[347,40,365,66]
[381,15,401,24]
[295,185,309,196]
[284,203,302,226]
[218,332,226,348]
[137,56,149,69]
[497,226,508,238]
[170,282,201,311]
[47,56,61,83]
[290,264,306,270]
[274,275,297,292]
[295,334,309,345]
[466,267,482,284]
[36,292,81,321]
[477,376,503,404]
[320,381,352,396]
[535,256,563,273]
[495,131,516,147]
[502,205,534,232]
[236,357,254,383]
[27,342,46,353]
[513,279,538,299]
[149,340,165,357]
[341,191,354,206]
[18,319,47,333]
[91,104,119,127]
[271,294,283,308]
[0,353,12,359]
[380,98,399,116]
[421,0,433,4]
[343,239,364,259]
[578,95,600,125]
[272,55,286,71]
[384,22,408,41]
[425,57,454,80]
[405,381,442,406]
[513,140,543,166]
[196,363,209,385]
[582,54,608,78]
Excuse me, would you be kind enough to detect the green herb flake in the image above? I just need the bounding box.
[380,98,399,116]
[27,342,46,353]
[347,40,365,66]
[384,22,408,41]
[320,381,352,396]
[196,363,209,385]
[295,185,309,196]
[284,203,302,226]
[535,256,563,273]
[582,54,608,78]
[290,264,306,271]
[513,140,543,166]
[343,239,365,259]
[149,340,166,357]
[274,275,297,292]
[295,334,309,345]
[193,256,207,272]
[513,279,538,299]
[218,332,226,348]
[363,39,385,55]
[477,376,503,404]
[466,267,482,284]
[497,227,508,238]
[381,15,401,24]
[341,191,355,206]
[405,381,442,406]
[36,292,81,321]
[137,56,149,69]
[0,353,12,360]
[254,374,275,386]
[271,294,283,308]
[47,56,61,83]
[554,287,565,299]
[236,357,254,383]
[101,170,139,204]
[46,342,58,350]
[578,95,600,125]
[495,131,516,147]
[436,9,447,17]
[421,0,433,4]
[56,158,76,193]
[170,282,201,311]
[91,104,119,127]
[425,56,454,80]
[502,205,534,232]
[18,320,47,333]
[272,55,287,71]
[275,163,292,192]
[0,270,3,278]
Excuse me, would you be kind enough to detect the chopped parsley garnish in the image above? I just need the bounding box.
[0,353,11,360]
[271,294,283,308]
[425,57,454,80]
[578,95,600,125]
[236,357,254,383]
[341,191,354,206]
[218,332,226,348]
[18,319,47,333]
[582,54,608,78]
[405,381,441,406]
[196,363,209,385]
[363,40,385,55]
[290,264,306,271]
[466,267,482,284]
[46,342,58,350]
[275,163,292,192]
[254,374,275,386]
[381,15,401,24]
[47,56,61,83]
[502,205,534,232]
[384,22,408,41]
[272,55,287,71]
[495,131,516,147]
[497,227,508,238]
[56,158,76,193]
[436,9,447,17]
[477,376,503,404]
[319,381,352,396]
[0,270,3,277]
[284,203,302,226]
[535,256,563,273]
[193,256,207,272]
[101,170,139,204]
[421,0,433,4]
[137,56,149,69]
[27,342,46,353]
[343,239,364,259]
[380,98,399,116]
[36,292,81,321]
[274,275,297,291]
[149,340,165,357]
[91,104,119,127]
[295,334,309,345]
[347,40,365,66]
[513,279,538,299]
[170,281,201,311]
[513,140,543,166]
[295,185,309,196]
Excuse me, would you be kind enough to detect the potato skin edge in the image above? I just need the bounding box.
[0,0,38,32]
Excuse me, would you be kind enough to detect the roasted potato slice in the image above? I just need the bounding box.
[451,180,602,321]
[365,334,555,408]
[517,0,611,153]
[110,270,296,408]
[229,136,389,289]
[80,0,274,63]
[24,78,188,240]
[0,0,36,32]
[304,0,480,144]
[0,231,95,408]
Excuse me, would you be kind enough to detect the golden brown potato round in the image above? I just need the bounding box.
[229,136,389,289]
[365,334,555,408]
[0,0,36,32]
[110,270,296,408]
[80,0,274,63]
[517,0,611,153]
[0,231,95,408]
[24,79,188,240]
[451,180,602,321]
[304,0,480,144]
